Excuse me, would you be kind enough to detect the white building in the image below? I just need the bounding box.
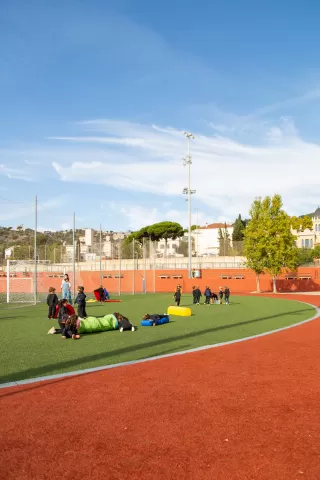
[192,223,234,256]
[155,237,184,257]
[78,229,130,260]
[292,207,320,248]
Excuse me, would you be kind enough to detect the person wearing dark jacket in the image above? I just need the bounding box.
[210,292,218,304]
[192,286,197,304]
[218,287,224,304]
[194,286,202,305]
[97,285,105,302]
[47,299,69,335]
[113,312,135,332]
[204,287,211,305]
[224,286,230,305]
[174,288,181,306]
[46,287,58,319]
[61,314,80,339]
[75,286,87,318]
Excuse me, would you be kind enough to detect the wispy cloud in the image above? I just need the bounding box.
[49,117,320,219]
[0,163,34,182]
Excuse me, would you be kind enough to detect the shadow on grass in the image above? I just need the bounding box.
[0,307,314,384]
[0,344,191,398]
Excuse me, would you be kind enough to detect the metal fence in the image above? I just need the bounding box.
[0,197,247,303]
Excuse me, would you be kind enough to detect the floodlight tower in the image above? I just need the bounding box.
[182,131,195,278]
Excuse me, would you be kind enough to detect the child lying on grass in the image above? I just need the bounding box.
[48,312,135,337]
[142,313,162,326]
[113,312,135,332]
[48,313,80,339]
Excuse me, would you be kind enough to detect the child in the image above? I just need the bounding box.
[219,287,224,304]
[75,286,87,318]
[174,288,181,306]
[224,286,230,305]
[97,285,105,302]
[194,286,202,305]
[47,299,69,334]
[103,288,110,300]
[113,312,135,332]
[192,286,197,304]
[211,292,218,304]
[204,286,211,305]
[142,313,161,326]
[46,287,58,319]
[62,314,80,339]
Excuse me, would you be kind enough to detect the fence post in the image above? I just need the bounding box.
[132,237,135,295]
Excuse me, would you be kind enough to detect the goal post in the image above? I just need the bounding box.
[6,259,35,305]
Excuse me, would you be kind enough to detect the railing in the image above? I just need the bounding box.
[1,258,246,272]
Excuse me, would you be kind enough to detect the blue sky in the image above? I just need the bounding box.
[1,0,320,231]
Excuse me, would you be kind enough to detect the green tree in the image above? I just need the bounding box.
[133,221,184,257]
[121,235,142,259]
[243,198,266,292]
[290,216,313,232]
[296,248,314,266]
[244,195,299,293]
[218,224,232,256]
[232,214,245,254]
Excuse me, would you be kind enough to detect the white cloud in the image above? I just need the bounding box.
[49,117,320,219]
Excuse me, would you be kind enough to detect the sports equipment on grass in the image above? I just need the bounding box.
[78,314,118,334]
[141,314,170,326]
[167,306,191,316]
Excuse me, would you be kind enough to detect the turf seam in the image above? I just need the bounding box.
[0,301,318,390]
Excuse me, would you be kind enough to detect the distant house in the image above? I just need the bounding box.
[292,207,320,248]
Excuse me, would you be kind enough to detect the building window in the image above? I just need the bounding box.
[310,239,313,248]
[305,239,309,248]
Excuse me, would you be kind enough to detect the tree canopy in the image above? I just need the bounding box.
[244,194,299,292]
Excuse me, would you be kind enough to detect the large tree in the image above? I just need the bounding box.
[129,221,184,258]
[244,195,299,293]
[263,195,299,292]
[243,198,267,292]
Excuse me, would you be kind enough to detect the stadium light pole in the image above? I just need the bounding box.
[183,132,195,278]
[34,195,37,305]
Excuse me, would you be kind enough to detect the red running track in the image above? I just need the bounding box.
[1,294,320,480]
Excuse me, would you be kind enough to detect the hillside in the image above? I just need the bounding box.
[0,227,85,263]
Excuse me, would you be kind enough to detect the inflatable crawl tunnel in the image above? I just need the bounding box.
[79,314,118,334]
[141,314,170,327]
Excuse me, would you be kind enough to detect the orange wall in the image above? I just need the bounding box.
[1,268,320,294]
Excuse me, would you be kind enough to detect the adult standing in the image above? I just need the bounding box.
[61,274,72,304]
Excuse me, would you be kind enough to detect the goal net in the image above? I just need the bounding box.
[5,260,35,305]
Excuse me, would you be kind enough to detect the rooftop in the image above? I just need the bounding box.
[199,223,233,230]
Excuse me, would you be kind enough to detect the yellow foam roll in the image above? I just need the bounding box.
[167,306,192,316]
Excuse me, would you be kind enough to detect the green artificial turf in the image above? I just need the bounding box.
[0,294,315,384]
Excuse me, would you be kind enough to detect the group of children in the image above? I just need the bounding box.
[172,284,230,307]
[192,285,230,305]
[47,284,88,339]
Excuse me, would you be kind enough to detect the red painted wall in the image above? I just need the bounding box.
[1,268,320,295]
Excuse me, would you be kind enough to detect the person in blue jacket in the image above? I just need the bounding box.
[204,286,211,305]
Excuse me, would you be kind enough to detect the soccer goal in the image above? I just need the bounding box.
[6,260,35,305]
